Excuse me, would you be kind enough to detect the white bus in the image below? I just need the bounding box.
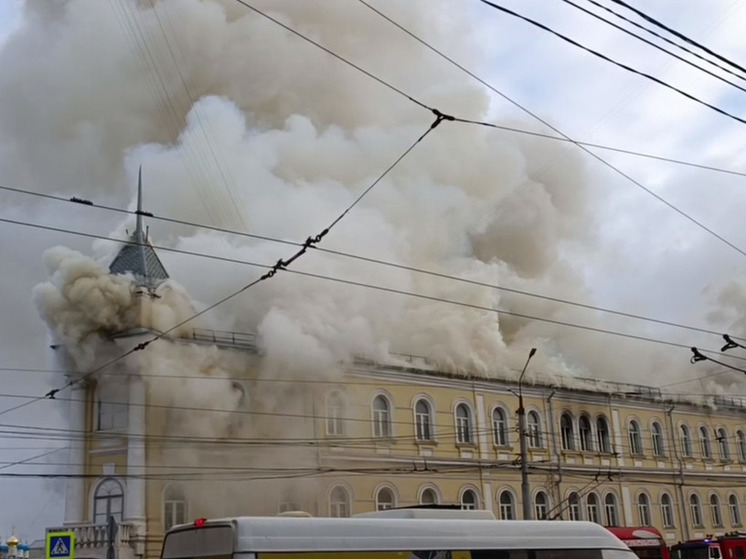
[160,514,636,559]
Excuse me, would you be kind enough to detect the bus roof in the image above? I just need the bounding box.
[162,517,631,557]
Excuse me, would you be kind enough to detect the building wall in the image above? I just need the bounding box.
[75,340,746,559]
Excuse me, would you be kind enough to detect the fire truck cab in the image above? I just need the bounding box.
[672,534,746,559]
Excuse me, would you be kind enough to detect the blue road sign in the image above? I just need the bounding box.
[46,532,75,559]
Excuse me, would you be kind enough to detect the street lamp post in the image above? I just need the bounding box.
[517,347,537,520]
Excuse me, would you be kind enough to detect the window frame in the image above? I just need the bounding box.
[729,493,742,527]
[586,492,601,524]
[710,493,724,527]
[628,419,643,456]
[578,415,593,452]
[460,487,480,510]
[680,424,693,458]
[560,412,576,451]
[637,493,652,526]
[329,485,351,518]
[375,486,396,511]
[93,478,124,526]
[661,492,675,528]
[717,427,730,461]
[690,493,704,527]
[455,402,474,445]
[498,489,516,520]
[651,421,665,457]
[534,490,549,520]
[596,416,611,454]
[163,484,187,531]
[325,391,345,437]
[568,491,582,521]
[414,398,434,442]
[527,410,543,449]
[372,394,392,439]
[604,492,620,527]
[492,406,509,447]
[699,425,713,459]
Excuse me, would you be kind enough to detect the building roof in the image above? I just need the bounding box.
[109,168,169,288]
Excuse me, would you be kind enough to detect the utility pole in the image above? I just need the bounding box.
[517,347,537,520]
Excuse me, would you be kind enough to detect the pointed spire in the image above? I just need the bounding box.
[109,166,169,288]
[135,165,144,243]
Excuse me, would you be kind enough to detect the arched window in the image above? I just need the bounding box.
[534,491,549,520]
[493,408,508,446]
[652,422,665,457]
[568,492,582,521]
[717,428,730,461]
[560,413,575,451]
[680,425,693,457]
[628,420,643,456]
[329,486,350,517]
[711,494,723,526]
[578,415,592,452]
[455,403,473,444]
[661,493,675,528]
[729,494,742,527]
[163,485,186,530]
[596,417,611,453]
[326,392,345,436]
[604,493,619,526]
[527,411,543,448]
[461,489,479,510]
[738,430,746,463]
[93,478,124,525]
[690,494,703,526]
[375,487,395,511]
[372,395,391,439]
[637,493,652,526]
[586,493,600,524]
[420,488,438,505]
[498,490,515,520]
[415,399,434,441]
[699,426,712,459]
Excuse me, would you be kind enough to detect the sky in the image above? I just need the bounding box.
[2,0,746,540]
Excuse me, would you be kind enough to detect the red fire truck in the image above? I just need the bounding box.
[606,527,670,559]
[672,534,746,559]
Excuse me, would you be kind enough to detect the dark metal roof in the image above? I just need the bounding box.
[108,167,169,288]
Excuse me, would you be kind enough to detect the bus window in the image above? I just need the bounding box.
[712,547,722,559]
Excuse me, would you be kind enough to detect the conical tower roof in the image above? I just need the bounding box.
[109,167,169,288]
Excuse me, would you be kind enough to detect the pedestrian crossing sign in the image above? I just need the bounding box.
[46,532,75,559]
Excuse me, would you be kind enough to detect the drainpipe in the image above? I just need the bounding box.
[666,404,689,541]
[546,390,562,517]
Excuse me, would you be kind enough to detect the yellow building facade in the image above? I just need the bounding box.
[42,212,746,559]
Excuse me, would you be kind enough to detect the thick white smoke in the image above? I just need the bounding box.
[4,0,746,529]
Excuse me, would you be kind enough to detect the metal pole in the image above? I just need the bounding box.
[518,348,537,520]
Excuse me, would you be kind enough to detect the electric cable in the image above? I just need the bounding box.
[3,182,743,344]
[3,213,744,365]
[478,0,746,126]
[608,0,746,78]
[561,0,746,95]
[579,0,746,83]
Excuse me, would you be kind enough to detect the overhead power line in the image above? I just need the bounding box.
[1,182,741,343]
[1,214,744,365]
[561,0,746,95]
[579,0,746,83]
[0,120,443,420]
[608,0,746,77]
[357,0,746,268]
[478,0,746,126]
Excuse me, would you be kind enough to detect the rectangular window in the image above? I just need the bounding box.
[416,412,432,441]
[97,400,128,431]
[373,410,390,438]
